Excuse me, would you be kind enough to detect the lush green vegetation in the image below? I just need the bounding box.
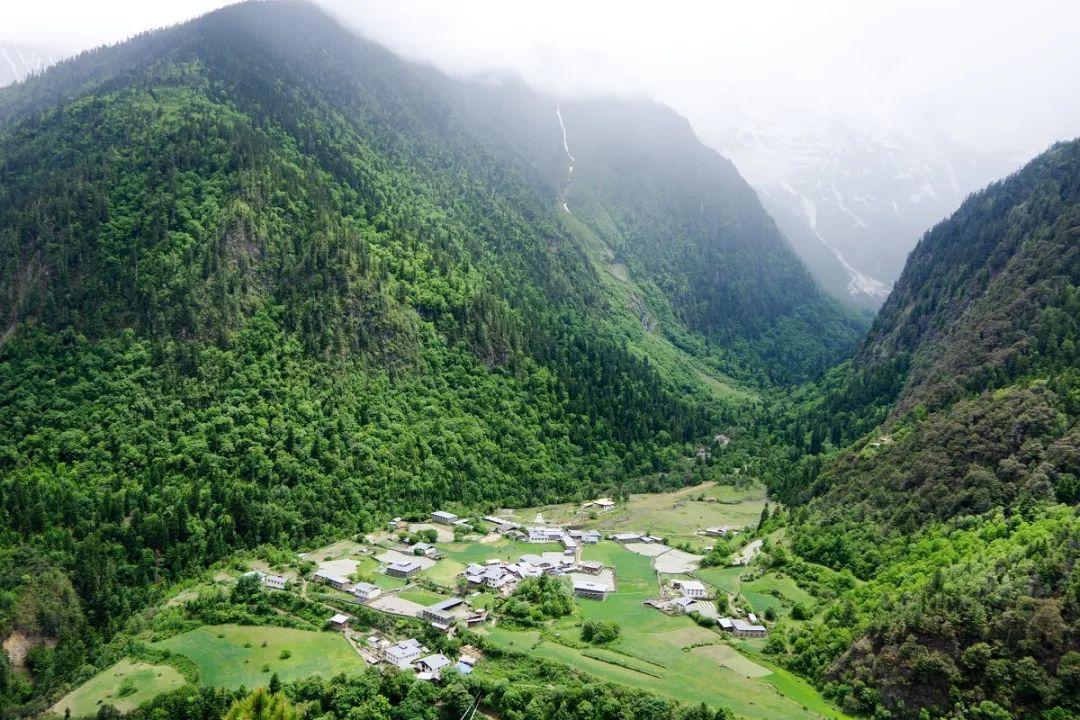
[0,2,764,711]
[580,619,621,644]
[557,98,866,385]
[116,657,740,720]
[746,139,1080,719]
[2,2,1078,719]
[500,574,576,623]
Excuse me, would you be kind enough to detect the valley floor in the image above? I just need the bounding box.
[51,482,850,720]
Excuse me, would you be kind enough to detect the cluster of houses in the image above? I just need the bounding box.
[360,636,479,680]
[328,590,484,636]
[313,569,391,600]
[312,558,425,599]
[479,518,602,547]
[718,615,768,638]
[641,579,769,637]
[461,552,610,600]
[386,510,475,533]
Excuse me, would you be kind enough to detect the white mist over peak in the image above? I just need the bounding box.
[705,107,1024,306]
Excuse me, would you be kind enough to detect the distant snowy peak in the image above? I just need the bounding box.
[713,111,1017,307]
[0,42,66,87]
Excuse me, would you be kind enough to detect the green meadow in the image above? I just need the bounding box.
[506,481,770,547]
[154,624,363,689]
[695,565,816,617]
[396,588,448,606]
[51,660,186,718]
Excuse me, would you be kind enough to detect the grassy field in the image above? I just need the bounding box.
[51,660,186,718]
[558,211,757,408]
[420,539,564,587]
[577,541,660,626]
[695,566,816,617]
[440,539,562,565]
[481,623,849,719]
[351,556,381,578]
[155,624,363,689]
[370,572,408,590]
[423,558,465,586]
[396,588,448,606]
[503,481,769,548]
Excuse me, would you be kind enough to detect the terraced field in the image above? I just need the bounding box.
[478,540,850,720]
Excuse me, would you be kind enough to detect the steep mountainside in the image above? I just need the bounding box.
[556,99,864,384]
[771,139,1080,718]
[438,85,866,384]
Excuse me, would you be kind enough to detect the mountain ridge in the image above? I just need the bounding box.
[771,137,1080,718]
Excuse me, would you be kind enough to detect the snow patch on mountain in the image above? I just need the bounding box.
[0,41,66,87]
[787,184,889,300]
[712,109,1018,307]
[556,101,575,214]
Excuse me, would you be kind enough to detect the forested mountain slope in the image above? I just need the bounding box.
[441,85,865,384]
[0,1,861,712]
[556,99,864,384]
[769,140,1080,718]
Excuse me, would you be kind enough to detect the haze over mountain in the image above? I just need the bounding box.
[716,108,1023,306]
[0,8,856,705]
[317,0,1080,307]
[10,1,1080,307]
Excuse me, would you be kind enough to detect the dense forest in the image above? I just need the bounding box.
[752,140,1080,719]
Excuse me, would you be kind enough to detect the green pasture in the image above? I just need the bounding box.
[155,624,363,689]
[51,660,186,718]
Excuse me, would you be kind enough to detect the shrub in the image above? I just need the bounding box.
[581,620,621,644]
[116,677,137,698]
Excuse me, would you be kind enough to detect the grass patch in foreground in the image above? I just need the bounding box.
[155,624,363,689]
[51,660,186,718]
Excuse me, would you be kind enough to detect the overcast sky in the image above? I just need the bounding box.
[5,0,1080,157]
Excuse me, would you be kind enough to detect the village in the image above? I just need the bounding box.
[52,480,839,720]
[242,496,770,682]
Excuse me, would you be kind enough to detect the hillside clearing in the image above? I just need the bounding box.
[154,624,363,689]
[50,660,186,718]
